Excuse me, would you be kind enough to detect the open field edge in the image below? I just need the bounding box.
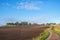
[32,30,50,40]
[52,28,60,35]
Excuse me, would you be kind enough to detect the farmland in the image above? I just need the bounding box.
[0,25,48,40]
[52,25,60,35]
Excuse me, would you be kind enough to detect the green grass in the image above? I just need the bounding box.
[52,28,60,35]
[32,30,50,40]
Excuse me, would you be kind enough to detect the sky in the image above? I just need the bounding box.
[0,0,60,25]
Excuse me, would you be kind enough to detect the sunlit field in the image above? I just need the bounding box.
[0,25,48,40]
[52,25,60,35]
[0,0,60,40]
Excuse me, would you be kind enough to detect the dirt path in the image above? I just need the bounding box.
[46,29,60,40]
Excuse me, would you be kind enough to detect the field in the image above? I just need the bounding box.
[32,30,50,40]
[0,25,48,40]
[54,25,60,30]
[52,25,60,35]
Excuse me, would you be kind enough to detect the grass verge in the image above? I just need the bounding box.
[32,30,50,40]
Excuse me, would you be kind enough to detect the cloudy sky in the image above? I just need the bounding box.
[0,0,60,25]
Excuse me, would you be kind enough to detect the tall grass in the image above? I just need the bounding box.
[32,30,50,40]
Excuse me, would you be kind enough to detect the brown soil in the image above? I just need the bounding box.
[0,25,48,40]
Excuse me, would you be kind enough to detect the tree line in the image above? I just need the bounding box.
[6,22,57,26]
[6,22,38,26]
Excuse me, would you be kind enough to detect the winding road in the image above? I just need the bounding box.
[46,29,60,40]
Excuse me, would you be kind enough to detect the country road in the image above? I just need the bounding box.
[46,29,60,40]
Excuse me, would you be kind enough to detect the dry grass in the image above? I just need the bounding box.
[52,25,60,35]
[54,25,60,30]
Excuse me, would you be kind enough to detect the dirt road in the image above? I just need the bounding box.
[46,29,60,40]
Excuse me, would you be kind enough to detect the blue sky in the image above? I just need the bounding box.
[0,0,60,25]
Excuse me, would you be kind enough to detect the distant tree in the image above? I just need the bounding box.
[52,23,56,25]
[46,23,56,25]
[58,23,60,25]
[29,23,32,25]
[33,23,38,25]
[15,22,19,25]
[41,23,45,25]
[46,23,51,25]
[7,23,14,25]
[20,22,28,25]
[6,22,32,26]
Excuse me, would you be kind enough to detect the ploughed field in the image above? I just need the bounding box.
[0,25,48,40]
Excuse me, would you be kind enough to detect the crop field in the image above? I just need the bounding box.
[0,25,48,40]
[54,25,60,30]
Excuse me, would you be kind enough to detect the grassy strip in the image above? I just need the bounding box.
[52,28,60,35]
[32,30,50,40]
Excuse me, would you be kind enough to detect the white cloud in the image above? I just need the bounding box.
[16,1,43,10]
[20,15,46,23]
[17,4,40,10]
[27,4,40,10]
